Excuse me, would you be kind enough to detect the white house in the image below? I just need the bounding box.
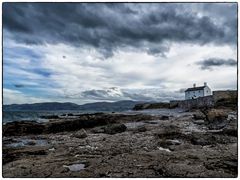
[185,82,212,100]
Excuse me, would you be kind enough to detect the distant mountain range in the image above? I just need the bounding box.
[3,100,146,111]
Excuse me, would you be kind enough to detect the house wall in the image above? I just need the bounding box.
[171,95,214,109]
[185,89,204,100]
[204,86,212,96]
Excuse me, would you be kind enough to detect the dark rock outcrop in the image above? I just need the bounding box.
[155,125,184,139]
[161,115,169,120]
[3,114,116,136]
[3,147,47,165]
[3,113,154,136]
[103,124,127,135]
[45,118,109,134]
[193,111,206,120]
[91,127,105,134]
[190,133,216,146]
[222,117,237,137]
[3,121,45,136]
[213,90,237,110]
[134,125,147,133]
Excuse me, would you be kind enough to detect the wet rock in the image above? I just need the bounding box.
[205,159,237,175]
[208,121,227,130]
[222,128,237,137]
[3,146,47,164]
[40,115,59,119]
[45,115,116,133]
[190,133,216,146]
[222,118,237,137]
[3,113,155,136]
[72,129,87,138]
[2,109,237,178]
[193,111,206,120]
[161,115,169,120]
[155,125,184,139]
[3,138,18,144]
[223,160,238,173]
[3,121,45,136]
[104,124,127,135]
[26,141,36,146]
[91,127,105,134]
[133,125,147,133]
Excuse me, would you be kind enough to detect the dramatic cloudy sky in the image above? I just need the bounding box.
[3,3,237,105]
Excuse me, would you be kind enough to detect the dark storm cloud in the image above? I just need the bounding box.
[197,58,237,70]
[3,3,237,57]
[175,88,186,93]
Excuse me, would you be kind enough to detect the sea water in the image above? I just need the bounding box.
[2,110,106,124]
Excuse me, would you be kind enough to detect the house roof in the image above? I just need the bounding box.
[185,86,206,92]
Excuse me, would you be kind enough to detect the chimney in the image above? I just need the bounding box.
[193,83,196,88]
[204,82,207,86]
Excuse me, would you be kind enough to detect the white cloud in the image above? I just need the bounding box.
[3,88,48,105]
[3,41,237,104]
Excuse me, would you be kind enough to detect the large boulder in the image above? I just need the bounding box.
[72,129,87,138]
[203,109,230,130]
[206,109,228,122]
[222,117,237,137]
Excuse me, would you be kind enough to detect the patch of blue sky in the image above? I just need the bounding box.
[3,45,62,100]
[30,68,52,77]
[3,78,59,99]
[3,67,54,95]
[3,46,43,61]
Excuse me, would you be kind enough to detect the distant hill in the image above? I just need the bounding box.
[3,100,145,111]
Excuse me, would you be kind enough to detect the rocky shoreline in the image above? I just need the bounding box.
[2,107,237,177]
